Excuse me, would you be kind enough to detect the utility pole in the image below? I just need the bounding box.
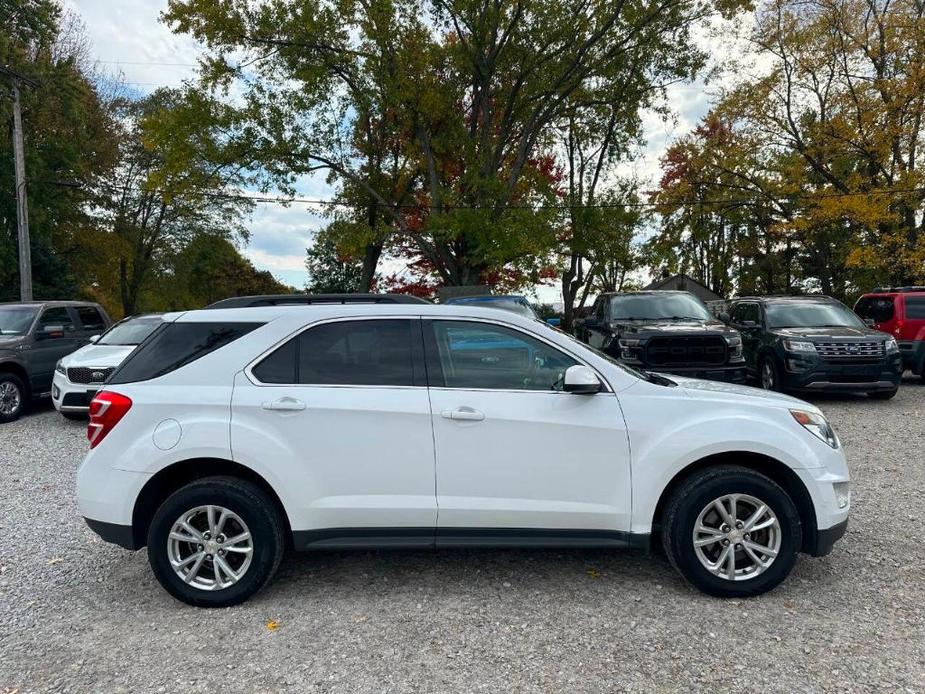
[1,66,39,301]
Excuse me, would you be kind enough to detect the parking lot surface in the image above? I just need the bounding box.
[1,382,924,693]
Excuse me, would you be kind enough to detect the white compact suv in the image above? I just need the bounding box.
[76,305,850,607]
[53,314,163,419]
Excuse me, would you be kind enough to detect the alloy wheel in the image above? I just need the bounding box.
[761,361,775,390]
[692,493,781,581]
[167,505,254,591]
[0,381,22,416]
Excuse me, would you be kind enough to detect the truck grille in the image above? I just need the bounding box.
[67,367,115,384]
[645,336,728,367]
[815,341,883,363]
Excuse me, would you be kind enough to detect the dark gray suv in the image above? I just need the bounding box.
[0,301,112,423]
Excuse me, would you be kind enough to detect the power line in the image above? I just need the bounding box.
[96,181,925,212]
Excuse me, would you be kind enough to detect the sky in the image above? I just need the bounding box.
[66,0,751,305]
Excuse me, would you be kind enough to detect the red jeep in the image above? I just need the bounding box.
[855,287,925,381]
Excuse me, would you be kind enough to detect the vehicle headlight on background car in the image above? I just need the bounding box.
[725,335,743,360]
[791,409,839,448]
[617,338,642,362]
[885,337,899,353]
[783,339,817,353]
[55,361,66,375]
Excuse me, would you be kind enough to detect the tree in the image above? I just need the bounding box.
[97,87,259,315]
[0,0,118,300]
[305,224,366,293]
[164,0,749,287]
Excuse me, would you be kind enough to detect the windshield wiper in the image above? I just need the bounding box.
[652,316,703,321]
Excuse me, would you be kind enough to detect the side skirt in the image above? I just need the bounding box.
[292,527,650,552]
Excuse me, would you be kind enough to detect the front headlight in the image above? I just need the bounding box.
[783,339,817,353]
[618,338,641,348]
[885,337,899,353]
[55,361,66,375]
[725,335,743,359]
[791,409,839,448]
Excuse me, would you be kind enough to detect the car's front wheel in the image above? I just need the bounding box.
[0,372,26,423]
[147,477,285,607]
[759,356,781,391]
[661,465,801,597]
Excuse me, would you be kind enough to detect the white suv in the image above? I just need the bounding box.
[53,314,162,419]
[76,305,850,607]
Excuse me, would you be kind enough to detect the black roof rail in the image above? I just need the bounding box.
[204,293,431,309]
[870,286,925,293]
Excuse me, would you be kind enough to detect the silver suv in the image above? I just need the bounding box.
[0,301,111,423]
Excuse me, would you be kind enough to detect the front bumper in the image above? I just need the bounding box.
[898,340,925,374]
[779,353,902,392]
[51,370,101,413]
[809,518,848,557]
[636,363,747,383]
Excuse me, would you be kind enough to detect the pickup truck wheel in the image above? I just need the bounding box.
[759,356,780,391]
[147,477,285,607]
[661,465,801,597]
[0,373,26,423]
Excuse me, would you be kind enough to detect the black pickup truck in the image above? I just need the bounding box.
[576,291,746,383]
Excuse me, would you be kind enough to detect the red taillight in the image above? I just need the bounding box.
[87,391,132,449]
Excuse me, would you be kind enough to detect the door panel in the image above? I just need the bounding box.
[30,307,81,392]
[424,319,632,533]
[231,317,437,536]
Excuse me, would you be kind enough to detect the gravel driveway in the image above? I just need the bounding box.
[2,381,924,693]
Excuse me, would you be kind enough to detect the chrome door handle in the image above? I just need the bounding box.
[261,397,306,411]
[441,407,485,421]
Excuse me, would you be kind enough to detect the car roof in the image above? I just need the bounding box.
[205,293,430,309]
[732,295,838,304]
[601,290,692,297]
[165,303,547,326]
[0,300,102,307]
[445,295,529,303]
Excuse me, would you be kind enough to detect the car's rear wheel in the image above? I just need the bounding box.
[661,465,801,597]
[147,477,285,607]
[759,356,780,391]
[868,388,898,400]
[0,373,26,423]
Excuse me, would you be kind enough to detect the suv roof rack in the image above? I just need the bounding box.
[204,293,431,309]
[871,286,925,293]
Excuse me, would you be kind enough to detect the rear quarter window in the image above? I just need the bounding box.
[855,296,895,323]
[109,322,262,384]
[904,296,925,319]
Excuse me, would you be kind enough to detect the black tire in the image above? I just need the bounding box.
[61,411,86,421]
[868,388,898,400]
[661,465,801,598]
[759,355,781,392]
[0,372,27,424]
[147,477,285,608]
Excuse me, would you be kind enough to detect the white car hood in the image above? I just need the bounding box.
[666,375,820,413]
[62,344,136,368]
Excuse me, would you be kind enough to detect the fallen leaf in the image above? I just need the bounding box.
[47,558,63,566]
[586,569,600,579]
[265,619,280,632]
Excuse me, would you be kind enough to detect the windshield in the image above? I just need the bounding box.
[0,306,39,335]
[766,302,865,329]
[609,293,712,321]
[98,316,163,346]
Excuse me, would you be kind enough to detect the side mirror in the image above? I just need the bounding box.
[563,365,602,394]
[37,325,65,340]
[545,317,561,327]
[718,312,731,323]
[88,335,100,343]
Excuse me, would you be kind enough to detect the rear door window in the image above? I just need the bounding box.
[855,296,895,323]
[75,306,107,332]
[904,296,925,319]
[38,307,75,333]
[251,319,418,387]
[109,322,262,384]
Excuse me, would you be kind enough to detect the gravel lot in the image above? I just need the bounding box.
[1,381,924,693]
